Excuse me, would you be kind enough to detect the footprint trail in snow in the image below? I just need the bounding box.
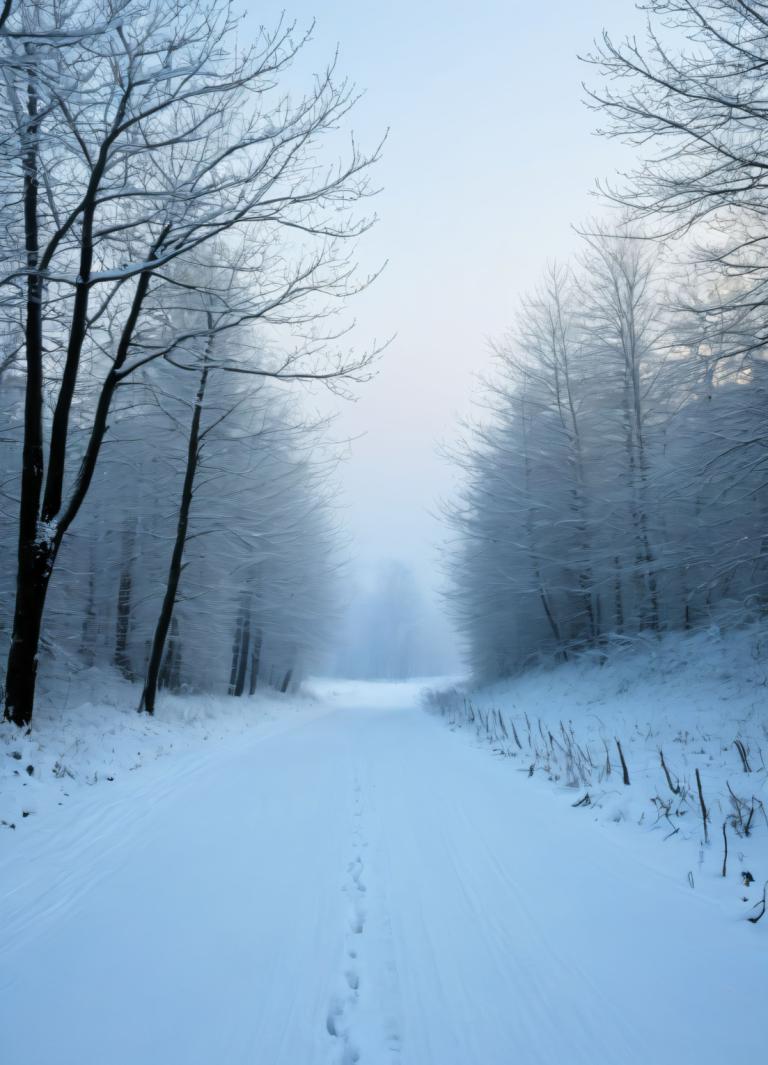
[326,776,369,1065]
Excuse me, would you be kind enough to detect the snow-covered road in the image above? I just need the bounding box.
[1,681,764,1065]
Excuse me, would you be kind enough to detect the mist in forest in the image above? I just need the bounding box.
[330,560,459,680]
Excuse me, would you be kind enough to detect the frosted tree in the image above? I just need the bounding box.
[447,275,581,674]
[446,235,675,676]
[576,228,666,633]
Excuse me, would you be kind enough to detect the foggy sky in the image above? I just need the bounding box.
[243,1,640,670]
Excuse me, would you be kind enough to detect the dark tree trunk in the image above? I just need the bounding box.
[4,60,47,728]
[140,358,209,714]
[228,608,244,695]
[280,667,293,694]
[248,627,262,695]
[233,605,251,697]
[114,524,135,680]
[613,555,624,634]
[5,548,53,728]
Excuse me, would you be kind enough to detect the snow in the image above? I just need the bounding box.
[427,624,768,922]
[0,668,331,832]
[1,640,766,1064]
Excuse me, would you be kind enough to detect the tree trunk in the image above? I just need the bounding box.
[4,545,52,728]
[4,58,47,728]
[140,360,209,714]
[248,627,262,695]
[613,555,624,634]
[114,524,135,680]
[228,608,243,695]
[233,604,251,697]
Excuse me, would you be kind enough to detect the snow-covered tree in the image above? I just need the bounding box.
[445,229,768,679]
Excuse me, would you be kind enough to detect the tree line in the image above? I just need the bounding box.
[0,0,378,727]
[446,0,768,678]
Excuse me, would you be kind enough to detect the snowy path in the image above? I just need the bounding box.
[1,682,764,1065]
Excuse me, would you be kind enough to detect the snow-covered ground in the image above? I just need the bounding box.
[0,668,332,834]
[1,644,766,1064]
[427,624,768,927]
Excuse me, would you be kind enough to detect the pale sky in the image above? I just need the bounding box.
[243,1,640,661]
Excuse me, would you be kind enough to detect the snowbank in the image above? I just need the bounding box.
[0,668,328,835]
[426,624,768,923]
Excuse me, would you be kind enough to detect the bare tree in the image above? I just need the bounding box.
[585,1,768,355]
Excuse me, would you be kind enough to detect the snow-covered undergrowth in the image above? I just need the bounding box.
[0,668,326,834]
[426,624,768,924]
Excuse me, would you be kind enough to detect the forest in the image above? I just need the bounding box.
[446,3,768,680]
[0,0,378,728]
